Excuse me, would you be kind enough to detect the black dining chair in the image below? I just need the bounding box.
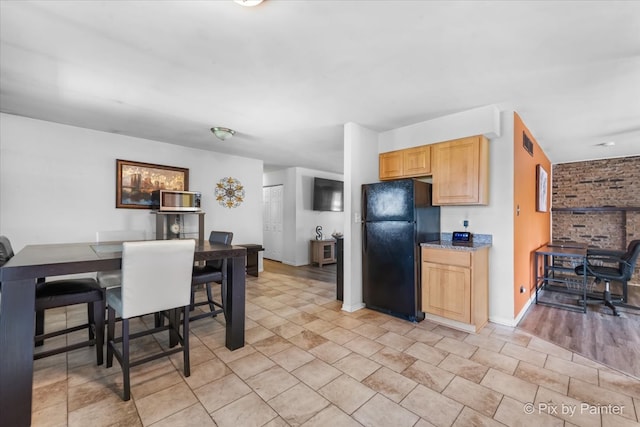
[190,231,233,321]
[0,235,105,364]
[574,240,640,316]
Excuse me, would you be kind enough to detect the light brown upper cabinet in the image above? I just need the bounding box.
[379,145,431,180]
[432,135,489,205]
[403,145,431,177]
[379,150,404,180]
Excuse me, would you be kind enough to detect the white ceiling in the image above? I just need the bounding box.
[1,1,639,174]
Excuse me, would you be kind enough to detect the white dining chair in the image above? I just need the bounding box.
[105,239,195,401]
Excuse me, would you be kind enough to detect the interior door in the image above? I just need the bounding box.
[263,185,283,261]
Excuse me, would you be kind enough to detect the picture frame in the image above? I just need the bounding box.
[536,164,548,212]
[116,159,189,209]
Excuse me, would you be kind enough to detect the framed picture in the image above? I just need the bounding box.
[116,159,189,209]
[536,164,548,212]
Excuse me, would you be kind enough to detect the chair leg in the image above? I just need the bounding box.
[122,318,131,401]
[92,300,105,365]
[221,278,227,321]
[603,281,620,317]
[87,303,96,342]
[154,312,164,328]
[35,310,45,347]
[190,287,196,311]
[106,306,116,368]
[182,306,190,377]
[167,309,174,347]
[205,283,217,315]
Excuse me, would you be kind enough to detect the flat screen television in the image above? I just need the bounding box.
[313,177,344,212]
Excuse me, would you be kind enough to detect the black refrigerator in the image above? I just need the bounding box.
[362,179,440,322]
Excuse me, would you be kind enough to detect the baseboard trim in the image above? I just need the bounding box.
[423,313,480,333]
[489,294,534,327]
[341,302,365,313]
[513,294,535,325]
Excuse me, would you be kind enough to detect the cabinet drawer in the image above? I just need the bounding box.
[422,248,470,267]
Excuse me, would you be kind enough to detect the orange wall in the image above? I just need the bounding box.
[513,112,551,317]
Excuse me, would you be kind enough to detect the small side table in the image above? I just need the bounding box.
[310,239,337,267]
[237,244,264,277]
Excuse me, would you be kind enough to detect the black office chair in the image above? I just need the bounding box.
[0,235,105,364]
[574,240,640,316]
[190,231,233,321]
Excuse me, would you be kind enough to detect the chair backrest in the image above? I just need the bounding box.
[209,231,233,245]
[207,231,233,270]
[0,236,14,267]
[96,230,146,243]
[120,239,195,319]
[621,240,640,280]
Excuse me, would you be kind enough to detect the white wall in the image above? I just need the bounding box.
[379,104,502,151]
[343,122,379,312]
[263,167,344,266]
[0,113,263,253]
[376,105,516,323]
[295,168,344,266]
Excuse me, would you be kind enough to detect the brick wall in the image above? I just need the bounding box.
[552,155,640,282]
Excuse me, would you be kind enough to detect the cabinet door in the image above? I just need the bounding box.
[422,262,471,323]
[432,136,488,205]
[379,151,403,180]
[322,241,336,262]
[403,145,431,177]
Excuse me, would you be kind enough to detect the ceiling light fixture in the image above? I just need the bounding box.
[234,0,263,7]
[596,141,616,147]
[211,127,236,141]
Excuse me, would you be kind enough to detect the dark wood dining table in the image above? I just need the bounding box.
[0,239,246,427]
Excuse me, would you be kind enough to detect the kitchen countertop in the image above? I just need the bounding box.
[420,233,492,251]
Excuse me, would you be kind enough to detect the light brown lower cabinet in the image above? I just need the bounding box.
[421,246,489,333]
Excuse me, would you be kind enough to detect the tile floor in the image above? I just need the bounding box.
[32,270,640,426]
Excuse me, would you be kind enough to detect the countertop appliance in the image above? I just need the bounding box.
[362,179,440,321]
[151,190,201,212]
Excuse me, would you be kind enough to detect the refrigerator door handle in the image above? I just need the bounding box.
[362,224,367,251]
[361,186,368,222]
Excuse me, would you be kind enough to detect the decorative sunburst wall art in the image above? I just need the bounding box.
[215,177,245,208]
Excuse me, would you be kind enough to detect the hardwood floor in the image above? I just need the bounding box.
[264,259,337,283]
[264,260,640,379]
[517,283,640,379]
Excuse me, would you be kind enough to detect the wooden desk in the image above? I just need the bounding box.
[534,243,588,313]
[0,240,246,427]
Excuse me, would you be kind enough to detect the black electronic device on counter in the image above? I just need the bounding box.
[452,231,473,246]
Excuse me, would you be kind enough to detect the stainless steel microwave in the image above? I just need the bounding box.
[151,190,201,212]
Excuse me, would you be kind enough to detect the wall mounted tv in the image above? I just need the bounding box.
[313,177,344,212]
